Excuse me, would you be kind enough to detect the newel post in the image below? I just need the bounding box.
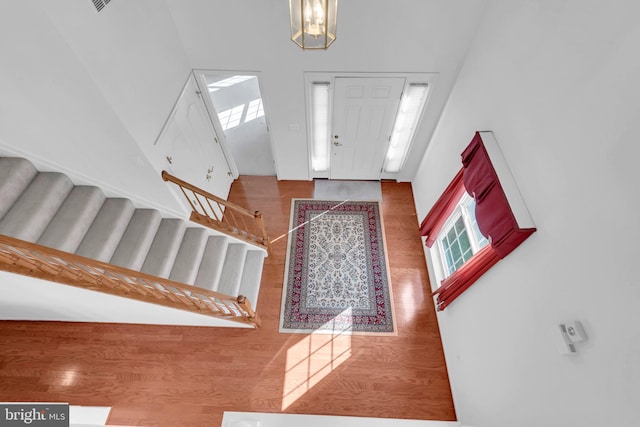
[254,211,271,254]
[237,295,261,328]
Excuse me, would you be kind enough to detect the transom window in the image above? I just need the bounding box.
[437,193,489,277]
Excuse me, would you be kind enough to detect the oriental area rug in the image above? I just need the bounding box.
[279,199,396,335]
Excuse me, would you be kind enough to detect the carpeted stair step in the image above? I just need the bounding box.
[109,209,161,271]
[194,236,228,291]
[141,219,186,279]
[0,155,267,316]
[169,227,209,285]
[0,172,73,242]
[0,157,38,221]
[238,249,266,307]
[75,198,135,262]
[37,186,106,253]
[216,243,248,297]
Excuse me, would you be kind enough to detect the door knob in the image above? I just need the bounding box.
[333,141,342,146]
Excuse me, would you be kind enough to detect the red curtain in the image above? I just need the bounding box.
[421,132,536,310]
[419,169,466,247]
[432,245,500,311]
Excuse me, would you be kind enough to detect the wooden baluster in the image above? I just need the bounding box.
[198,294,228,315]
[205,198,223,223]
[254,211,271,254]
[0,235,262,327]
[162,170,270,252]
[0,247,21,264]
[93,267,132,291]
[56,260,105,288]
[178,185,199,213]
[173,287,206,310]
[18,250,63,276]
[155,284,182,304]
[239,214,251,239]
[132,278,163,297]
[223,210,238,234]
[192,193,210,220]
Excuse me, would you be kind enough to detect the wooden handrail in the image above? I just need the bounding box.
[0,235,261,329]
[162,171,271,254]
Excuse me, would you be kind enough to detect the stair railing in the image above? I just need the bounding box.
[0,235,261,329]
[162,171,271,254]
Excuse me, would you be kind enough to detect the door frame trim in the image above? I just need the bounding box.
[304,72,437,181]
[192,70,238,179]
[193,69,280,179]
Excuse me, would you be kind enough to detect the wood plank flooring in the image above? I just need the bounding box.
[0,177,456,426]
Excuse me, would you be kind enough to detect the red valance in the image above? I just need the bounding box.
[462,132,536,259]
[420,131,536,310]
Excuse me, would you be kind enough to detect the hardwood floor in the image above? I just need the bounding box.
[0,177,456,426]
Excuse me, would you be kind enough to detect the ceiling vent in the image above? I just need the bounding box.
[91,0,112,12]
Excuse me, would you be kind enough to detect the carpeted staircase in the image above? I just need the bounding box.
[0,157,266,310]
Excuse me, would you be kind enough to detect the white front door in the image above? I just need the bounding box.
[156,74,234,207]
[330,77,405,180]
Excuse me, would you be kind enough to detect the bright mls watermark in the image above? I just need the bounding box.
[0,403,68,426]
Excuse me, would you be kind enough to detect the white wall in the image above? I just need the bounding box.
[69,406,111,427]
[165,0,487,180]
[222,412,462,427]
[0,0,486,188]
[412,1,640,427]
[0,271,252,329]
[0,1,190,216]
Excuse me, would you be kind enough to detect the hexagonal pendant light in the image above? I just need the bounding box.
[290,0,338,50]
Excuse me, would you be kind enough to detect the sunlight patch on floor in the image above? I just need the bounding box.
[399,268,425,325]
[281,310,353,410]
[48,367,78,386]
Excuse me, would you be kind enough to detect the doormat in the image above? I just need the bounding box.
[279,199,395,335]
[313,180,382,201]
